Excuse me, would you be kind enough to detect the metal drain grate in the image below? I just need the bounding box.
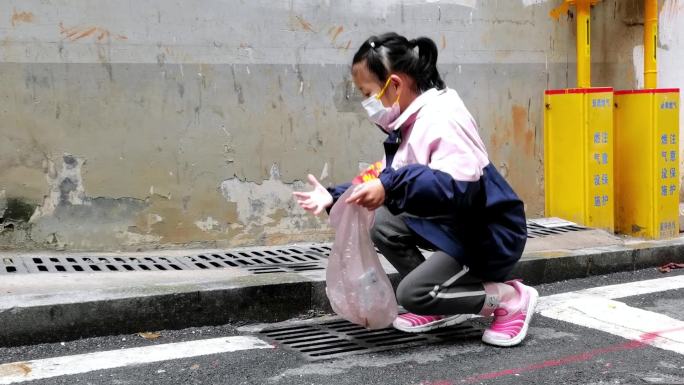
[527,223,587,239]
[245,263,325,275]
[20,255,187,274]
[303,245,332,257]
[260,318,483,361]
[0,257,28,275]
[0,246,329,275]
[182,247,327,274]
[303,245,390,258]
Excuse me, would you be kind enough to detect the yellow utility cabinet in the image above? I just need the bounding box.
[544,88,615,232]
[614,89,680,239]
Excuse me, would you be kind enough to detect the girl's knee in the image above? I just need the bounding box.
[396,279,428,314]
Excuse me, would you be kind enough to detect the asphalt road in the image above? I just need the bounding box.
[1,267,683,385]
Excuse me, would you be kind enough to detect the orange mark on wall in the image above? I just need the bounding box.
[295,16,315,32]
[441,34,447,49]
[486,106,542,216]
[512,105,535,157]
[549,1,570,21]
[11,9,34,27]
[330,25,344,42]
[59,22,128,42]
[73,27,97,40]
[489,118,509,152]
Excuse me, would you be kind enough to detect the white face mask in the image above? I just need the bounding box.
[362,96,401,131]
[361,76,401,131]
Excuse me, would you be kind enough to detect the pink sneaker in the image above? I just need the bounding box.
[392,313,472,333]
[481,280,539,347]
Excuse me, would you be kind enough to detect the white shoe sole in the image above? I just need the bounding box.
[482,286,539,347]
[393,313,472,333]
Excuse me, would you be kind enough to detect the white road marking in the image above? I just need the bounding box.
[541,297,684,355]
[538,275,684,355]
[0,336,273,384]
[538,275,684,312]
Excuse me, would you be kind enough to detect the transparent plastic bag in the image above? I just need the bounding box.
[326,188,398,329]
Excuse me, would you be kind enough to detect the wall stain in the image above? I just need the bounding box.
[512,104,535,157]
[97,45,114,82]
[329,25,344,43]
[59,23,128,42]
[129,193,238,244]
[2,198,35,222]
[486,104,542,217]
[294,15,316,32]
[230,66,245,104]
[11,9,34,27]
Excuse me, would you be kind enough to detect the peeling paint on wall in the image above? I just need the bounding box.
[31,154,87,221]
[220,164,305,228]
[195,216,220,232]
[218,164,332,246]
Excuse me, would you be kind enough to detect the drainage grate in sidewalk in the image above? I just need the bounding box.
[303,245,332,257]
[260,318,482,361]
[0,257,28,275]
[181,247,327,274]
[21,255,187,274]
[527,223,587,239]
[0,246,329,275]
[245,263,325,275]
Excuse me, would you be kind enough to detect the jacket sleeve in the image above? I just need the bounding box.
[378,165,480,216]
[325,183,352,213]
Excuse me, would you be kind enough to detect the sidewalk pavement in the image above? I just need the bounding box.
[1,228,683,346]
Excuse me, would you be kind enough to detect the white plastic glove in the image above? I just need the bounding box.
[293,174,334,215]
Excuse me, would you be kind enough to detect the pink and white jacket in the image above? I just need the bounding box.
[330,88,527,281]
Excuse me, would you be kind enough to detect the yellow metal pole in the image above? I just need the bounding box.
[576,0,591,88]
[644,0,658,89]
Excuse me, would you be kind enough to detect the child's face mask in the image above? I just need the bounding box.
[362,76,401,132]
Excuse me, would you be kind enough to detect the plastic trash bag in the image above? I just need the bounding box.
[326,188,398,329]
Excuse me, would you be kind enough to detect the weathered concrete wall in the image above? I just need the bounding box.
[0,0,679,251]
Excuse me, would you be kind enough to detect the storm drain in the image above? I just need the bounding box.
[0,257,28,275]
[260,318,483,361]
[0,246,328,275]
[13,255,187,274]
[303,245,332,257]
[182,247,327,274]
[526,222,587,239]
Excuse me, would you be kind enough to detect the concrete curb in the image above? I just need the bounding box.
[1,237,683,347]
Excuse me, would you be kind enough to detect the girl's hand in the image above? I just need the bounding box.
[346,179,385,210]
[293,174,334,215]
